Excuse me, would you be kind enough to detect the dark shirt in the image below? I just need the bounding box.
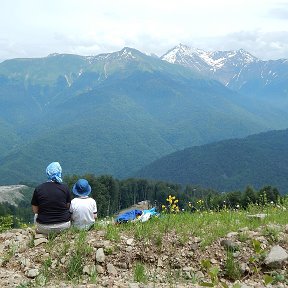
[31,181,71,224]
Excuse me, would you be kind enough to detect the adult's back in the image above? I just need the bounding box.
[31,161,71,234]
[32,181,71,224]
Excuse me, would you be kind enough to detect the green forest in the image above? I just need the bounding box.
[135,128,288,193]
[0,175,285,231]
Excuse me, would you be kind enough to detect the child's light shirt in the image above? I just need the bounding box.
[70,197,97,229]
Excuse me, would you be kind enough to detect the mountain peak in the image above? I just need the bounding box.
[118,47,143,59]
[235,48,258,63]
[161,44,205,64]
[47,53,60,57]
[162,44,259,71]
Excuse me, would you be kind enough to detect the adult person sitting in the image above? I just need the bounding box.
[31,162,71,235]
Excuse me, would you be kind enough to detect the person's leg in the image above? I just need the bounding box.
[36,221,71,235]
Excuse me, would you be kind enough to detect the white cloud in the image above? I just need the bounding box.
[1,0,288,61]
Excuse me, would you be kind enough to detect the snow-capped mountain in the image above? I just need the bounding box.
[161,44,288,95]
[162,44,258,71]
[161,44,212,71]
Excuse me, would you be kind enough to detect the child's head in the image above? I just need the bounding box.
[72,178,91,197]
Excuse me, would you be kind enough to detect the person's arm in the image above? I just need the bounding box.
[93,200,97,219]
[66,185,72,209]
[32,205,39,214]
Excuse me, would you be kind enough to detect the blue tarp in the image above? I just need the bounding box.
[115,207,159,223]
[115,209,143,223]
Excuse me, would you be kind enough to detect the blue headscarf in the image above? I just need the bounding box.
[46,162,63,183]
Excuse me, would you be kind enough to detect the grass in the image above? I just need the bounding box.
[105,223,121,241]
[261,225,281,243]
[5,202,288,287]
[224,250,242,281]
[2,243,17,266]
[116,204,288,248]
[67,230,93,282]
[35,257,52,286]
[133,261,148,283]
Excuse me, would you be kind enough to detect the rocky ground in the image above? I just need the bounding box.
[0,222,287,288]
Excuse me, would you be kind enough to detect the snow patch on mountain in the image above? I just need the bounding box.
[64,75,71,87]
[161,44,258,71]
[119,48,136,59]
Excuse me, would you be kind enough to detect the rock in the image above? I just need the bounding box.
[96,264,104,274]
[264,245,288,268]
[157,258,164,267]
[93,240,111,249]
[194,237,201,243]
[25,268,39,278]
[247,214,267,220]
[83,264,95,276]
[96,248,105,263]
[220,239,239,251]
[18,242,29,253]
[227,231,238,238]
[239,227,249,232]
[240,262,250,274]
[4,239,11,248]
[20,257,31,269]
[34,233,47,239]
[195,270,204,279]
[15,235,25,242]
[34,238,48,246]
[128,283,140,288]
[182,266,193,272]
[60,257,66,264]
[107,263,117,276]
[236,283,253,288]
[126,238,134,245]
[126,246,133,252]
[210,258,218,264]
[247,230,258,238]
[51,259,57,269]
[116,262,128,269]
[162,255,168,261]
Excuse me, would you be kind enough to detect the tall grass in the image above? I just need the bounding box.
[118,203,288,248]
[67,230,93,281]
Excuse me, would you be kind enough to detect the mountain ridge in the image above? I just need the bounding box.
[0,45,287,185]
[134,128,288,193]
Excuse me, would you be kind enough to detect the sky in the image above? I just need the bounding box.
[1,0,288,62]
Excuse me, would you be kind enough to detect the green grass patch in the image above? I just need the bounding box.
[67,230,93,282]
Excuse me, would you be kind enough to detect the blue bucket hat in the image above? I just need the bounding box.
[72,179,91,197]
[46,162,63,183]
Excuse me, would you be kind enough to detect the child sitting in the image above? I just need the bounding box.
[70,179,97,230]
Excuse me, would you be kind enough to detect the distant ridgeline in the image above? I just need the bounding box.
[0,176,285,229]
[0,45,288,185]
[135,129,288,194]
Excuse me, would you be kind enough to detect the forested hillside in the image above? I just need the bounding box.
[135,128,288,193]
[0,47,287,185]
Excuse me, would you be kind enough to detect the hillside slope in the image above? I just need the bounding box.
[134,129,288,193]
[0,48,272,184]
[0,185,29,206]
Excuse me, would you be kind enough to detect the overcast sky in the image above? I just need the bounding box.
[1,0,288,62]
